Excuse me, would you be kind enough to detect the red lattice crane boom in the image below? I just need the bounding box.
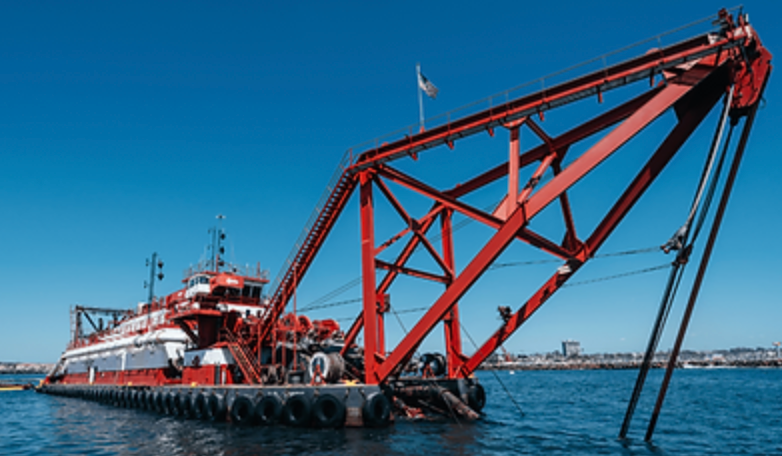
[263,9,771,387]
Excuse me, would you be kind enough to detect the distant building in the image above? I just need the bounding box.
[562,340,581,357]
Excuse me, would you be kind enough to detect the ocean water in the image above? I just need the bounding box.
[1,369,780,455]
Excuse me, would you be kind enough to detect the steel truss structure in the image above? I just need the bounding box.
[261,9,771,388]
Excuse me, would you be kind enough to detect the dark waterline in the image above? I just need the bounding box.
[2,369,780,455]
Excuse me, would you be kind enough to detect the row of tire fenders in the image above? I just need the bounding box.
[41,386,392,428]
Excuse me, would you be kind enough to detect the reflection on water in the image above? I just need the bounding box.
[2,370,781,455]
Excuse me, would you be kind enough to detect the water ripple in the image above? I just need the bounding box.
[1,369,779,455]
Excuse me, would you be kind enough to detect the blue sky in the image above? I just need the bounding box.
[1,1,780,363]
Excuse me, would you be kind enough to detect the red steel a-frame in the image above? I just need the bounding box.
[261,10,771,386]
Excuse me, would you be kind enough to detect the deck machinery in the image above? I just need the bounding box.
[41,9,771,434]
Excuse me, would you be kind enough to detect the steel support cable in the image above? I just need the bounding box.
[690,125,735,244]
[302,277,362,310]
[662,85,735,253]
[620,104,735,441]
[306,262,668,315]
[618,260,687,439]
[301,246,662,311]
[460,322,525,418]
[619,85,735,440]
[298,297,362,313]
[492,246,661,269]
[387,304,431,381]
[301,162,659,312]
[645,103,757,441]
[562,264,669,288]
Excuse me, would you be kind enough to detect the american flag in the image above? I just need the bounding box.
[417,70,439,99]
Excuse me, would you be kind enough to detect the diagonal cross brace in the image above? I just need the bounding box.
[372,77,702,383]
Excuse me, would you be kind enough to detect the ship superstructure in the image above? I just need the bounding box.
[48,226,351,390]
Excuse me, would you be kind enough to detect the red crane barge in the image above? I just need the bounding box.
[41,9,771,435]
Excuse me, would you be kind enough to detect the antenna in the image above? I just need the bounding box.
[214,214,226,272]
[145,252,164,326]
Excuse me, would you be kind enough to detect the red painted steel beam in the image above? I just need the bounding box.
[518,78,700,221]
[373,174,415,227]
[459,66,729,376]
[374,204,442,255]
[377,209,442,295]
[340,313,364,358]
[370,89,661,265]
[492,150,556,219]
[584,85,726,254]
[372,90,664,264]
[646,69,769,441]
[518,153,556,203]
[377,165,574,260]
[261,173,358,343]
[351,31,741,171]
[444,88,662,200]
[340,210,441,357]
[552,158,580,251]
[526,118,555,152]
[373,176,453,277]
[346,76,701,368]
[505,120,525,220]
[379,165,503,227]
[376,259,450,284]
[441,208,464,376]
[516,227,575,260]
[359,171,381,383]
[372,72,709,384]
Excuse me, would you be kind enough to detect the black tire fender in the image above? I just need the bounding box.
[254,395,283,425]
[362,392,391,427]
[178,392,193,417]
[206,394,227,422]
[153,391,165,414]
[164,392,176,415]
[282,394,312,427]
[467,383,486,412]
[192,393,208,420]
[130,390,140,408]
[230,395,255,425]
[144,391,155,411]
[312,394,345,428]
[172,392,186,416]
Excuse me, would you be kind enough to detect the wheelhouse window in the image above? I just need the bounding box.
[241,284,263,299]
[186,275,212,298]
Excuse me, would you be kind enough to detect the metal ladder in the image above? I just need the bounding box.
[260,161,357,342]
[221,329,262,385]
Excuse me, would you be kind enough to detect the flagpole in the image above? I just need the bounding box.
[417,63,424,131]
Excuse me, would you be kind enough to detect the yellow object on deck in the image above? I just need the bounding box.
[0,386,26,392]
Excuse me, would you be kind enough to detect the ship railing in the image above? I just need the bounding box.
[182,262,270,280]
[337,8,730,169]
[266,8,732,308]
[268,148,353,298]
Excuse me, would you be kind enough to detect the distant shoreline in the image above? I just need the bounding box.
[3,356,780,375]
[0,363,53,375]
[480,359,782,371]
